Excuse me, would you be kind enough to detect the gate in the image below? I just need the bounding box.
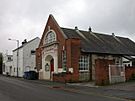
[109,65,125,84]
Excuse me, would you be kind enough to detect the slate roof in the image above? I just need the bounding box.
[124,56,135,60]
[13,37,40,52]
[61,27,135,55]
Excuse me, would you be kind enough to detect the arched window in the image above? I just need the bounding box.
[45,31,56,44]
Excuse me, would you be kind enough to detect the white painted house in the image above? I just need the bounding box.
[122,56,135,67]
[13,37,40,77]
[2,54,13,76]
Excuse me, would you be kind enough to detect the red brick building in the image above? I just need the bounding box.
[36,15,135,84]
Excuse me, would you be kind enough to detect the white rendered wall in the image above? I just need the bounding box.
[40,44,58,80]
[122,57,132,66]
[23,38,40,72]
[13,37,40,77]
[13,48,23,77]
[2,55,13,76]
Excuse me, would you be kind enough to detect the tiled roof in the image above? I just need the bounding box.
[61,27,135,55]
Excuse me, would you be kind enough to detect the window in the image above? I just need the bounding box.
[132,60,135,67]
[45,31,56,44]
[31,50,35,55]
[2,64,5,72]
[115,57,122,65]
[62,51,67,71]
[8,57,12,61]
[79,55,89,71]
[14,68,15,72]
[8,57,11,60]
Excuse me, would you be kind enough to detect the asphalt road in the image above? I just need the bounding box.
[0,76,128,101]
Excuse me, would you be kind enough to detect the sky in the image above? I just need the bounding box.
[0,0,135,54]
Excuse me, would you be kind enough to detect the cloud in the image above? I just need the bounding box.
[0,0,135,54]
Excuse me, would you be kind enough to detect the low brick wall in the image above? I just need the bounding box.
[125,66,135,81]
[95,59,114,85]
[53,72,73,83]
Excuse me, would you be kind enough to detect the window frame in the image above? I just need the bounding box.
[62,50,67,71]
[45,31,56,44]
[31,50,36,55]
[79,55,89,72]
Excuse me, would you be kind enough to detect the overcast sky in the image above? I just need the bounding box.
[0,0,135,54]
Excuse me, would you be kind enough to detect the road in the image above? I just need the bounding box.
[0,76,129,101]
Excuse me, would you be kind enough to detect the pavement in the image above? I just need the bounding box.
[17,77,135,101]
[67,82,135,101]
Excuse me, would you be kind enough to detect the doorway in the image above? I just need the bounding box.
[45,55,54,80]
[50,58,54,72]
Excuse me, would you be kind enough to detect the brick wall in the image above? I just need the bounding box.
[36,48,42,71]
[95,59,135,85]
[125,66,135,81]
[53,72,73,83]
[95,59,114,85]
[36,15,81,82]
[70,39,80,81]
[36,15,66,71]
[53,39,81,83]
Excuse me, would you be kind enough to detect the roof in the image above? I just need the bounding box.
[124,56,135,60]
[13,37,40,52]
[61,27,135,55]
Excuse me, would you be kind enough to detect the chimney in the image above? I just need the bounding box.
[22,39,27,45]
[75,26,78,30]
[88,26,92,32]
[112,33,115,37]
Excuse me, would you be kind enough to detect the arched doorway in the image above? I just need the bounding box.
[45,55,54,80]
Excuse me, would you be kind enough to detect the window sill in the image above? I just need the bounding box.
[44,41,59,47]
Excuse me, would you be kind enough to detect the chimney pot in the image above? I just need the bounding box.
[88,26,92,32]
[22,39,27,45]
[75,26,78,30]
[112,33,115,36]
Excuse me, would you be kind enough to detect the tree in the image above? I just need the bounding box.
[0,53,3,74]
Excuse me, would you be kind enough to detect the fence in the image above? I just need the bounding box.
[109,65,125,84]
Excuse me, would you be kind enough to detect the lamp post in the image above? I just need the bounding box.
[8,38,19,77]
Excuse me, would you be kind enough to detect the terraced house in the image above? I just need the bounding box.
[13,37,40,77]
[36,15,135,85]
[2,54,13,76]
